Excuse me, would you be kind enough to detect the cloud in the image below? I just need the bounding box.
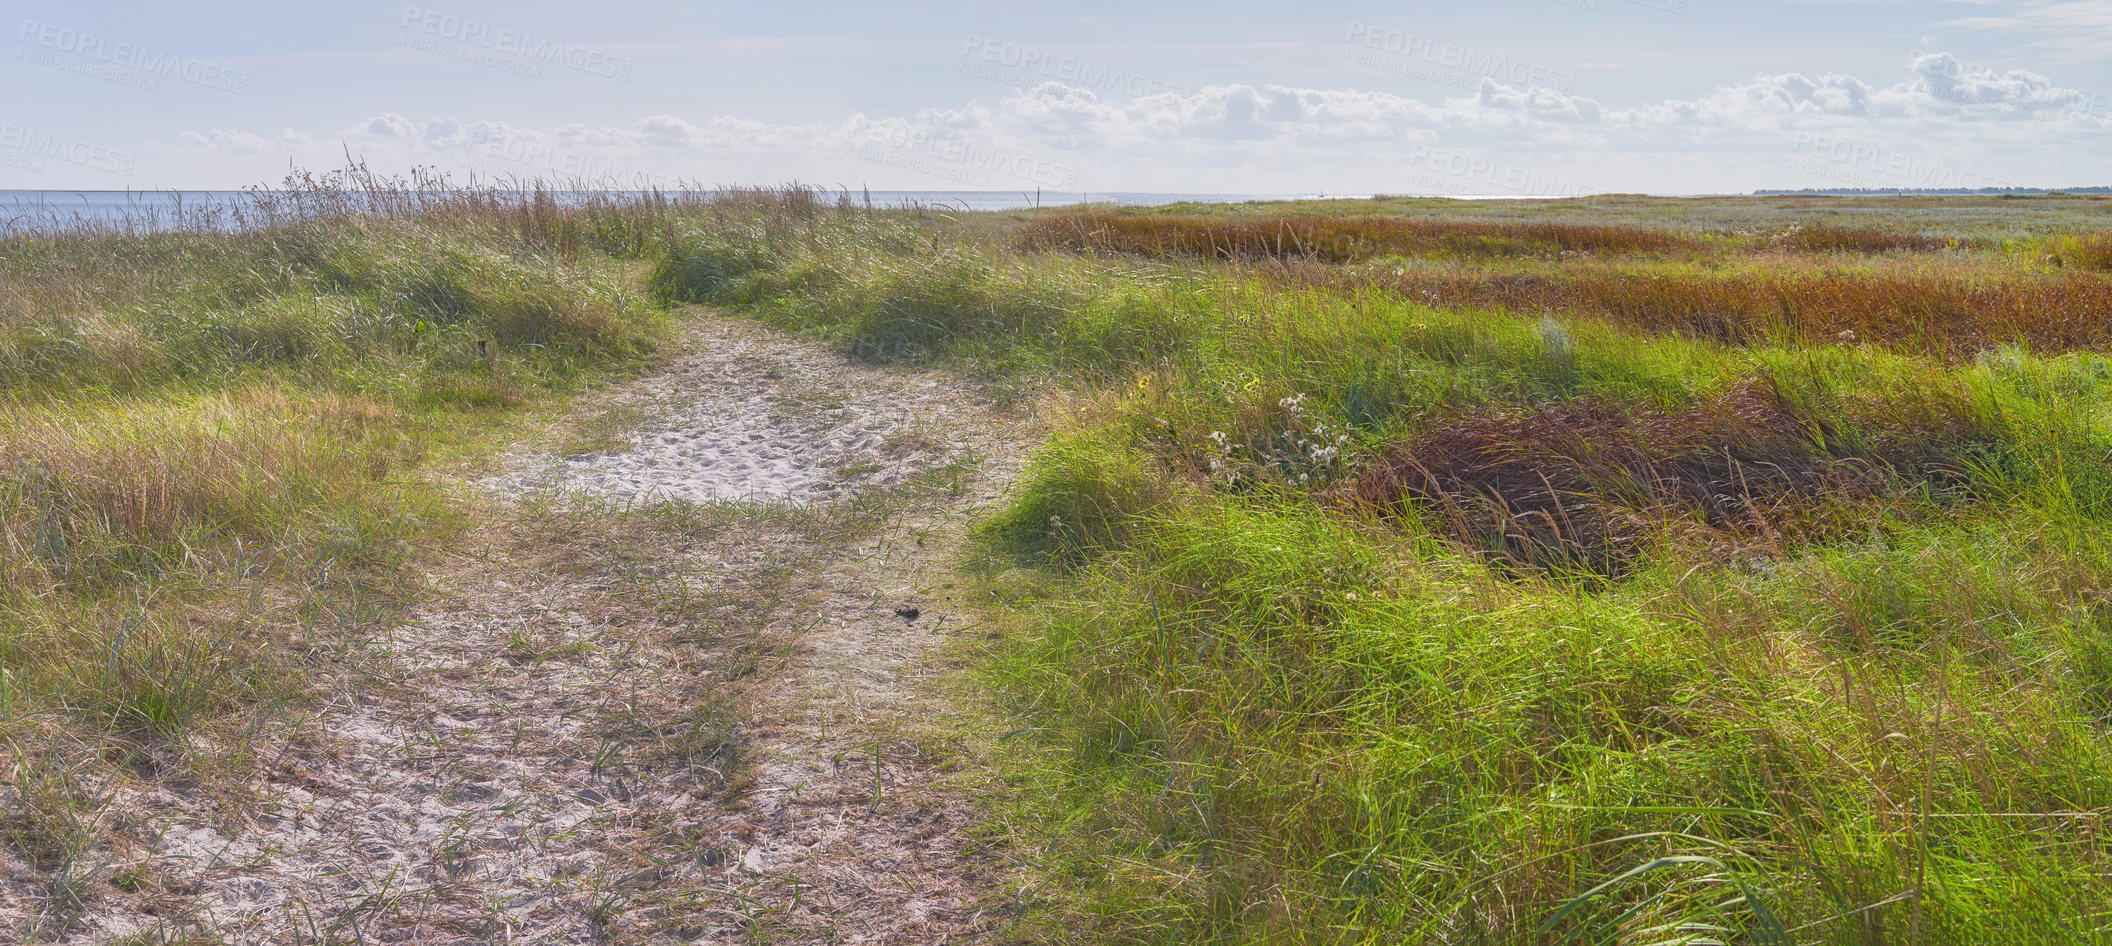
[636,114,700,148]
[1476,81,1604,123]
[167,53,2112,192]
[421,117,468,148]
[1910,52,2097,111]
[357,113,419,138]
[178,128,314,154]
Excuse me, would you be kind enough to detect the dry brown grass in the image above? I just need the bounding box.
[1348,376,1990,575]
[1,388,408,572]
[1329,264,2112,357]
[1016,210,1704,262]
[1772,224,1963,254]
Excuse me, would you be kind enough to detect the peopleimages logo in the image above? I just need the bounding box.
[398,32,543,78]
[15,19,249,94]
[1787,132,2011,191]
[399,6,632,81]
[1344,23,1577,93]
[0,123,137,176]
[853,124,1082,190]
[1403,146,1588,197]
[961,35,1190,97]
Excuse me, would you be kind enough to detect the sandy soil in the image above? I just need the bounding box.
[11,316,1028,944]
[486,330,968,506]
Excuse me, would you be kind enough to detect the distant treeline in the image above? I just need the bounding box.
[1754,186,2112,196]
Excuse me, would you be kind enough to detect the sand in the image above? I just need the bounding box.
[487,329,965,507]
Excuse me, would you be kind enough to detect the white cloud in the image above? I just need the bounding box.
[1910,52,2096,111]
[1476,81,1604,123]
[357,113,419,138]
[421,117,468,148]
[635,114,700,148]
[167,54,2112,193]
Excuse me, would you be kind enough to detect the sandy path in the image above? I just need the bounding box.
[32,316,1026,944]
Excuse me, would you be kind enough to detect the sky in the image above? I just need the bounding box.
[3,1,2110,195]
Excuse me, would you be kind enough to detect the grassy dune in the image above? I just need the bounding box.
[11,180,2112,942]
[653,191,2112,943]
[0,171,676,872]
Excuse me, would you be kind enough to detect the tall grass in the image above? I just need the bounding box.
[982,502,2112,943]
[1771,224,1963,254]
[1017,210,1707,262]
[1,387,418,733]
[14,182,2100,939]
[1329,263,2112,358]
[0,168,689,880]
[1,170,675,400]
[656,194,2112,942]
[2035,232,2112,271]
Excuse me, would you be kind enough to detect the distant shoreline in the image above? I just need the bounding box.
[1752,186,2112,196]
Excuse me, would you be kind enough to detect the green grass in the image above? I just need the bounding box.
[656,192,2112,943]
[14,181,2112,942]
[0,171,682,877]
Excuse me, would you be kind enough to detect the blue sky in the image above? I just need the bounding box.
[4,1,2109,193]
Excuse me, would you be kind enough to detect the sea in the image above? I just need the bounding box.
[0,189,1567,232]
[0,189,1334,230]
